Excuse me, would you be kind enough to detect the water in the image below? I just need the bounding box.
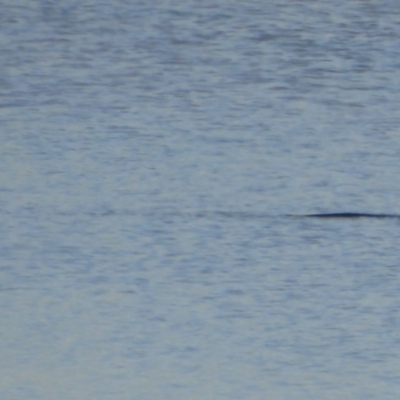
[1,1,400,399]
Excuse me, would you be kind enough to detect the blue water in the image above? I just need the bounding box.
[1,1,400,399]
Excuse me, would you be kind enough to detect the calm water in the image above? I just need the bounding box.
[1,1,400,399]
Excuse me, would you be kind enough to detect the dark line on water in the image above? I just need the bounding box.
[300,213,400,218]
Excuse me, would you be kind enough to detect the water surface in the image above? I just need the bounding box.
[1,1,400,399]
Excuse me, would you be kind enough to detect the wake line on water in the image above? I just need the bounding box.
[289,212,400,219]
[84,209,400,220]
[205,211,400,219]
[299,213,400,218]
[214,212,400,219]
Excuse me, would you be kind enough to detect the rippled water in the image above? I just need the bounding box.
[1,1,400,399]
